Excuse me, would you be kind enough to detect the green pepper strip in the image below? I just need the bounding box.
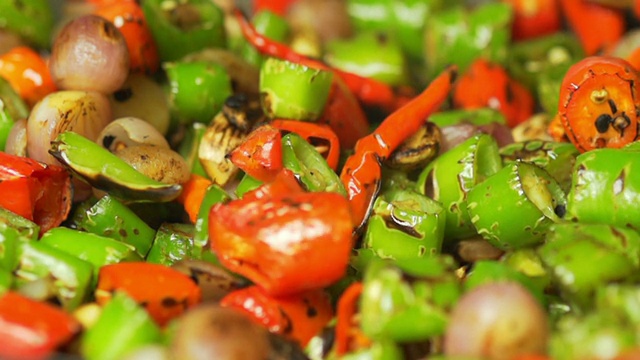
[193,184,230,248]
[81,292,162,360]
[467,161,567,250]
[281,132,346,195]
[363,188,446,268]
[77,195,156,258]
[0,207,39,241]
[14,241,93,311]
[147,223,196,266]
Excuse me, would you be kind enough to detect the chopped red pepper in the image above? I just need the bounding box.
[96,262,202,326]
[506,0,562,41]
[221,285,333,346]
[271,119,341,170]
[560,0,625,55]
[0,153,72,235]
[209,189,353,296]
[228,124,283,183]
[0,292,80,360]
[335,282,370,355]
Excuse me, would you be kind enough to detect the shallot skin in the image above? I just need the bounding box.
[444,282,549,360]
[50,15,130,94]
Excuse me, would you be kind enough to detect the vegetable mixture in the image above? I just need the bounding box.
[3,0,640,359]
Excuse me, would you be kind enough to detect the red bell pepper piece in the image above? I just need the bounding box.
[560,0,625,55]
[506,0,562,41]
[220,285,333,346]
[334,282,370,356]
[209,187,353,296]
[228,124,283,183]
[453,58,534,128]
[0,291,80,359]
[253,0,297,16]
[242,168,305,201]
[0,152,72,235]
[271,119,341,170]
[96,262,202,326]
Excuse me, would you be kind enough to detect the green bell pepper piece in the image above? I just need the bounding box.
[50,131,182,203]
[466,161,567,250]
[339,341,404,360]
[537,62,572,115]
[141,0,226,62]
[0,206,39,241]
[363,188,446,267]
[539,223,640,310]
[424,3,512,80]
[81,292,162,360]
[566,148,640,231]
[14,241,93,311]
[77,195,156,258]
[550,313,636,360]
[194,184,230,248]
[428,108,506,127]
[165,61,233,125]
[0,227,19,272]
[234,173,263,198]
[500,140,579,193]
[464,260,546,305]
[416,133,503,240]
[40,227,141,284]
[0,76,28,125]
[360,257,461,342]
[281,133,346,195]
[259,57,334,121]
[501,248,551,294]
[596,284,640,325]
[177,122,208,178]
[324,31,409,86]
[146,222,196,266]
[0,0,54,48]
[507,32,583,93]
[0,269,12,295]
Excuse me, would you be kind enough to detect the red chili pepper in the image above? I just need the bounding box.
[0,46,57,107]
[228,124,283,182]
[220,285,333,346]
[506,0,562,41]
[560,0,625,55]
[0,291,80,359]
[242,168,305,201]
[453,58,535,128]
[96,262,202,326]
[94,0,160,73]
[253,0,297,15]
[0,153,72,235]
[334,282,371,356]
[340,66,456,232]
[209,188,354,296]
[234,9,402,113]
[557,56,640,152]
[271,119,341,170]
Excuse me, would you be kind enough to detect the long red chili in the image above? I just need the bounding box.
[339,66,457,231]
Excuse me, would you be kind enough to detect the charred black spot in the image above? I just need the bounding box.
[161,297,179,307]
[114,87,133,102]
[118,228,127,237]
[595,114,612,133]
[102,135,116,149]
[554,204,566,218]
[608,99,618,114]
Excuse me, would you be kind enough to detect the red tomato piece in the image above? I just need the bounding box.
[0,153,72,235]
[228,124,283,183]
[221,286,334,346]
[96,262,202,326]
[209,190,353,296]
[453,58,534,128]
[0,292,80,360]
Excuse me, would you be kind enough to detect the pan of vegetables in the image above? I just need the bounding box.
[4,0,640,359]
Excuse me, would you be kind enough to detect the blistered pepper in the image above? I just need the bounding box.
[0,152,72,235]
[228,124,283,183]
[145,223,197,266]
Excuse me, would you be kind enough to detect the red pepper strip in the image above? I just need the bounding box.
[209,188,354,296]
[0,152,72,235]
[0,291,80,359]
[234,9,400,112]
[228,124,283,182]
[271,119,341,170]
[253,0,297,16]
[96,262,202,326]
[453,58,535,128]
[220,285,334,346]
[560,0,625,55]
[335,282,370,356]
[340,66,456,231]
[243,168,305,201]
